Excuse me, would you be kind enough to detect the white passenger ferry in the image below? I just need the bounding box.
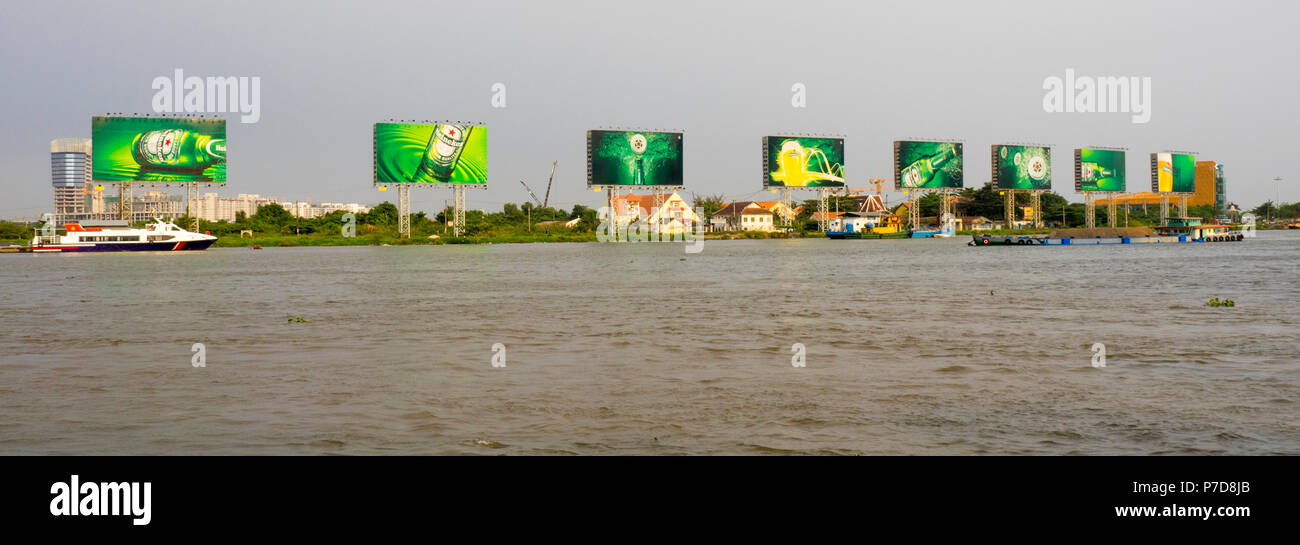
[31,218,217,253]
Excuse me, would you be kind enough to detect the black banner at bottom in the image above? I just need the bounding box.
[2,456,1290,535]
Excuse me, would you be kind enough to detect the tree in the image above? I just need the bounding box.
[251,203,293,227]
[958,183,1004,220]
[366,201,399,226]
[690,193,727,218]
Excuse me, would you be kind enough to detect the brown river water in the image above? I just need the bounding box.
[1,232,1297,455]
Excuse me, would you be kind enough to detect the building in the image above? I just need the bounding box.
[50,138,105,222]
[712,201,778,231]
[192,193,371,222]
[103,191,185,223]
[1094,161,1224,210]
[750,201,797,223]
[609,191,700,234]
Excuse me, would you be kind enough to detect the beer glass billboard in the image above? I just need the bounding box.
[762,136,845,188]
[92,116,226,182]
[374,123,488,185]
[991,144,1051,191]
[895,141,963,189]
[587,130,683,187]
[1151,152,1196,193]
[1074,148,1125,192]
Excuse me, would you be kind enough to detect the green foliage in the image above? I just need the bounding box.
[1205,297,1235,308]
[690,193,727,218]
[0,220,33,241]
[365,202,399,226]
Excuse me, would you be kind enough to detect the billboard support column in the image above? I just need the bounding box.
[1004,189,1017,230]
[118,183,133,222]
[398,184,411,238]
[187,183,200,232]
[817,188,829,232]
[1178,195,1188,219]
[940,189,956,222]
[1031,191,1043,229]
[652,190,664,236]
[1107,197,1118,228]
[1085,193,1096,229]
[780,188,793,227]
[453,185,466,237]
[1160,195,1170,226]
[907,191,920,232]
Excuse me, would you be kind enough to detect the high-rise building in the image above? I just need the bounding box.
[50,138,96,222]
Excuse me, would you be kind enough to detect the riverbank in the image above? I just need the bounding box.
[210,229,825,247]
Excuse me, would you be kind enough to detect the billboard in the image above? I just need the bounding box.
[92,116,226,182]
[1151,152,1196,193]
[1074,148,1125,192]
[762,136,845,188]
[991,145,1051,191]
[374,123,487,185]
[895,141,963,190]
[587,130,683,187]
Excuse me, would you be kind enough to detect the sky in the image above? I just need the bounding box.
[1,0,1296,219]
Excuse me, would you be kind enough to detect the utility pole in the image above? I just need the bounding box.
[1274,176,1283,223]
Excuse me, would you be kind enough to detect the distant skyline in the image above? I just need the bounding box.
[1,0,1296,218]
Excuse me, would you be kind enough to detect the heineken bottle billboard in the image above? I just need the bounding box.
[991,145,1051,191]
[374,122,488,185]
[92,116,226,182]
[762,136,845,188]
[894,141,963,190]
[1151,152,1196,193]
[1074,148,1126,192]
[586,130,683,187]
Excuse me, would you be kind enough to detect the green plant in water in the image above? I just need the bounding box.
[1205,297,1235,308]
[287,315,308,323]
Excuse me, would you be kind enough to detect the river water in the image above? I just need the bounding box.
[2,232,1297,455]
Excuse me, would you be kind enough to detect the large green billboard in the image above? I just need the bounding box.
[762,136,845,188]
[895,141,963,189]
[92,116,226,182]
[587,130,683,187]
[1151,152,1195,193]
[1074,148,1126,192]
[374,123,487,185]
[991,144,1051,191]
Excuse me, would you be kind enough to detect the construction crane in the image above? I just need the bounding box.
[519,180,543,207]
[542,160,557,209]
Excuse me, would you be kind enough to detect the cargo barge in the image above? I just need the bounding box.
[968,218,1243,246]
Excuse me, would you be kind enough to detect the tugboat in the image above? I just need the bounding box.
[31,218,217,253]
[824,195,912,239]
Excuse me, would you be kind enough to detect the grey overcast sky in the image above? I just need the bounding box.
[1,0,1296,218]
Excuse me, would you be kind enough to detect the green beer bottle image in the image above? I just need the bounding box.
[1080,162,1114,183]
[412,124,472,183]
[629,133,647,185]
[900,144,956,187]
[131,129,226,172]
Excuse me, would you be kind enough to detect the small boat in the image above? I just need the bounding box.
[31,218,217,253]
